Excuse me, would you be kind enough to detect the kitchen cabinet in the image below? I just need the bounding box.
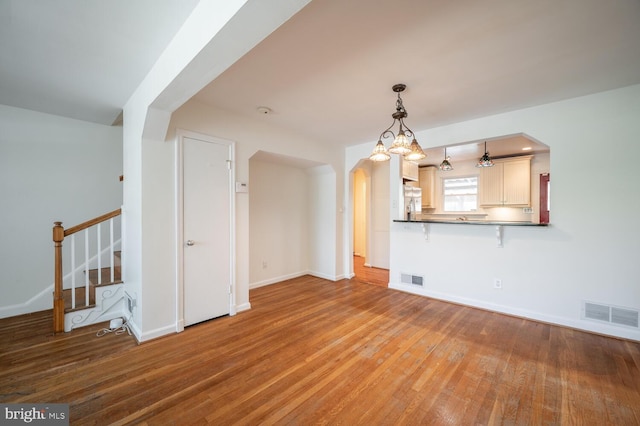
[402,159,419,181]
[419,166,436,209]
[479,156,532,207]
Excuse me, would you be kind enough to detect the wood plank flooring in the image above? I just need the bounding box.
[1,275,639,425]
[353,255,389,288]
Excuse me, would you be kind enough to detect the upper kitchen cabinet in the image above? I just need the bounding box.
[402,159,419,181]
[480,156,532,207]
[419,166,436,209]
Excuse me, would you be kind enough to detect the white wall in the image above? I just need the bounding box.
[154,100,343,330]
[249,158,310,287]
[353,168,367,258]
[308,165,338,280]
[370,161,390,269]
[0,105,122,317]
[121,0,311,341]
[346,84,640,341]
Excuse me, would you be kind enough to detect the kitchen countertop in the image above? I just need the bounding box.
[394,219,548,226]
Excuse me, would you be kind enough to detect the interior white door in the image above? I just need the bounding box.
[183,136,231,326]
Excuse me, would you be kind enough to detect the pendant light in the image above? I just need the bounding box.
[370,84,426,162]
[476,141,494,168]
[369,140,391,161]
[405,138,426,161]
[439,147,453,171]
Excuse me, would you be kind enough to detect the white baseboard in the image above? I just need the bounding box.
[250,270,309,289]
[128,319,142,343]
[388,282,640,342]
[138,323,176,343]
[308,270,340,281]
[249,269,352,289]
[333,273,351,281]
[236,302,251,313]
[0,284,53,319]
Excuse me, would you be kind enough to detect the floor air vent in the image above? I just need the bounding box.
[401,273,424,287]
[583,301,639,328]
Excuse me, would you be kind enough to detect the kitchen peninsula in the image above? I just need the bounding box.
[394,218,548,226]
[393,217,547,249]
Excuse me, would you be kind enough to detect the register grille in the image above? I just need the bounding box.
[401,273,424,287]
[583,301,639,329]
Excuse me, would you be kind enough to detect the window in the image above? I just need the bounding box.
[443,176,478,212]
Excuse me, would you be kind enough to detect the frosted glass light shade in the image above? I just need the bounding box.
[388,131,411,155]
[369,140,391,162]
[404,139,426,161]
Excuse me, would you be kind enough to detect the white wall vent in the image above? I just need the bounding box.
[611,306,639,328]
[584,302,610,322]
[583,301,639,329]
[401,273,424,287]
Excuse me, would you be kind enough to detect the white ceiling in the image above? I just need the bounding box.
[419,134,548,168]
[2,0,640,154]
[195,0,640,151]
[0,0,199,125]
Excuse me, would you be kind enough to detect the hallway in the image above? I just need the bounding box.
[353,255,388,288]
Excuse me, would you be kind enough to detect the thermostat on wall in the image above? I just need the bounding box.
[236,182,249,193]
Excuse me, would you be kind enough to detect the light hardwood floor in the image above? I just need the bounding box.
[1,275,639,425]
[353,254,389,288]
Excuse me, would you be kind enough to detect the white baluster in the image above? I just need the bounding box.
[109,218,115,282]
[97,223,102,285]
[84,229,89,306]
[71,234,76,309]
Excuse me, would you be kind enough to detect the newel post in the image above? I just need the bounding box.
[53,222,65,333]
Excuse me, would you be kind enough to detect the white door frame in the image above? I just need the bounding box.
[175,129,236,332]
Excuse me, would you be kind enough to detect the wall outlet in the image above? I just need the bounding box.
[262,261,267,269]
[523,207,533,214]
[494,279,502,289]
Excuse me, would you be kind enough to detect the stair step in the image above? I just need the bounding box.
[88,266,122,286]
[65,251,123,313]
[63,287,96,312]
[87,250,122,285]
[65,303,97,313]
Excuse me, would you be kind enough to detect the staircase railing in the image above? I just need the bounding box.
[53,208,122,333]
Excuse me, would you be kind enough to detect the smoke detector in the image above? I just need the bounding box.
[257,106,272,115]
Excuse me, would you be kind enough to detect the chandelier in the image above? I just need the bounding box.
[369,84,426,162]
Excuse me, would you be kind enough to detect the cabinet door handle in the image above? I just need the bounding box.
[186,240,195,246]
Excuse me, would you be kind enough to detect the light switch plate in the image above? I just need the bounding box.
[235,182,249,193]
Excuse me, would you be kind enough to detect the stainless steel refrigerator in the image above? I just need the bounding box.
[403,184,422,220]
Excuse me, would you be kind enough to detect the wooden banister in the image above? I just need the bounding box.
[53,209,122,333]
[53,222,65,333]
[64,208,121,237]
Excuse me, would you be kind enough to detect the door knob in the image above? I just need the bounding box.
[186,240,195,246]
